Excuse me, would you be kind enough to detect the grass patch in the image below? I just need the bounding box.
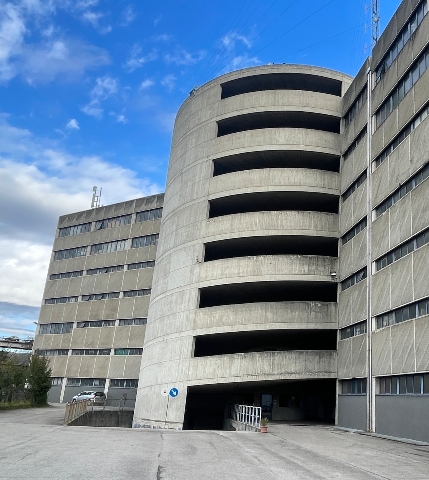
[0,401,33,411]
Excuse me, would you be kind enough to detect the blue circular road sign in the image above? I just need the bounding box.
[169,387,179,398]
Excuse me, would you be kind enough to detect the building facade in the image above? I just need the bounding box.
[33,194,163,405]
[35,0,429,442]
[132,0,429,441]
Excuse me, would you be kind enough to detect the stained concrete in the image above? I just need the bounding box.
[1,406,428,479]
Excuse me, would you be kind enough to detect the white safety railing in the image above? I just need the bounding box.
[230,404,261,429]
[64,399,89,425]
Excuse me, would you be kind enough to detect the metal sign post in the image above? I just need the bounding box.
[162,387,179,428]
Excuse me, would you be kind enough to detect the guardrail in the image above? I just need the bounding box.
[64,399,89,425]
[229,404,261,431]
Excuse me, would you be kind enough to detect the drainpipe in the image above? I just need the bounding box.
[366,66,375,433]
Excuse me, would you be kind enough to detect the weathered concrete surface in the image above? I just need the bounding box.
[1,406,429,479]
[68,409,133,427]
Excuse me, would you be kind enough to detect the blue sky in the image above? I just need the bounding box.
[0,0,401,338]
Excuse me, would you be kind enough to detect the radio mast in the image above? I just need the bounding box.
[372,0,380,46]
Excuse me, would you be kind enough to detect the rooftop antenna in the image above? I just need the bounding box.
[91,186,102,209]
[372,0,380,46]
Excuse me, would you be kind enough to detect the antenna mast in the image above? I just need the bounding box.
[91,186,102,208]
[372,0,380,46]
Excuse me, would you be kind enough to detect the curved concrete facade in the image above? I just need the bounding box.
[134,65,353,428]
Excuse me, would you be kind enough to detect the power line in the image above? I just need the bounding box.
[195,0,250,86]
[201,0,300,84]
[200,0,281,84]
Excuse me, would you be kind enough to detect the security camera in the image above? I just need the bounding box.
[330,272,337,279]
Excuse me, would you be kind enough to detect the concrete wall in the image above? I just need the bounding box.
[337,395,367,431]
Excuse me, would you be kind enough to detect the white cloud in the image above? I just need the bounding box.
[75,0,99,9]
[221,32,252,51]
[139,79,154,90]
[220,54,261,74]
[81,76,117,118]
[161,74,176,91]
[0,2,109,84]
[109,111,127,123]
[0,301,39,337]
[124,44,158,72]
[153,14,162,27]
[164,48,206,66]
[66,118,79,130]
[0,114,161,308]
[152,34,172,42]
[120,5,136,26]
[81,10,111,34]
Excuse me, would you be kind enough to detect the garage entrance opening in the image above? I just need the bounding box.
[183,379,336,430]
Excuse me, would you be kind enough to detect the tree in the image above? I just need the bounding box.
[0,352,27,403]
[27,353,52,406]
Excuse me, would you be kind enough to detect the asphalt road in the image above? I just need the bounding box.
[1,405,428,479]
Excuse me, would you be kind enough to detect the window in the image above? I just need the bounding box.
[376,228,429,271]
[375,164,429,217]
[344,86,367,128]
[131,234,159,249]
[67,378,106,387]
[343,128,367,160]
[341,378,367,394]
[54,246,87,261]
[123,289,151,298]
[374,102,429,168]
[49,270,83,280]
[375,44,429,129]
[342,217,367,245]
[51,377,63,386]
[135,208,163,222]
[118,318,147,326]
[340,321,367,340]
[38,349,69,356]
[341,268,367,291]
[110,379,139,388]
[94,214,132,230]
[45,296,78,305]
[90,240,127,255]
[39,323,73,335]
[76,320,115,328]
[71,349,111,356]
[86,265,124,275]
[342,171,367,202]
[378,374,429,395]
[375,297,429,329]
[375,1,428,84]
[127,261,155,270]
[114,348,143,355]
[81,292,120,301]
[59,223,91,237]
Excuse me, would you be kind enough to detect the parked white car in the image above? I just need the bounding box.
[71,391,106,405]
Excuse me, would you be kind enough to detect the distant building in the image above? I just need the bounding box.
[35,0,429,443]
[33,194,163,405]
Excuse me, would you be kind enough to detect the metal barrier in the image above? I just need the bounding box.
[64,399,89,425]
[229,404,261,430]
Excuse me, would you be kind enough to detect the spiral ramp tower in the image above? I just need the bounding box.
[133,65,353,429]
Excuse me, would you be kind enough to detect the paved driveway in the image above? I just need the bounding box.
[1,406,428,479]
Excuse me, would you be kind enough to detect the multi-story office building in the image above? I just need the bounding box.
[33,194,163,405]
[35,0,429,442]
